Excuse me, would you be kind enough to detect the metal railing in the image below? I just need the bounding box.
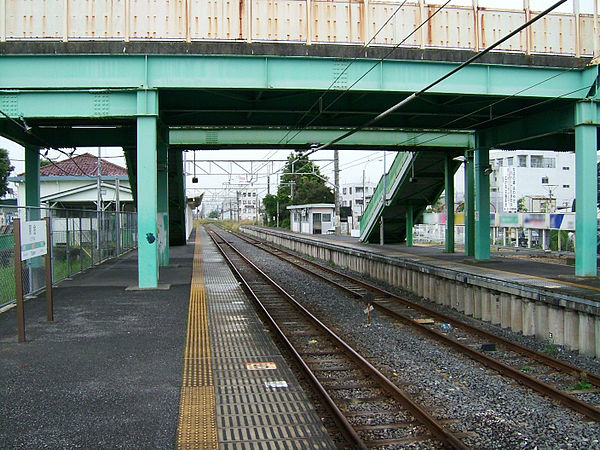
[359,151,412,239]
[1,1,597,59]
[0,206,137,309]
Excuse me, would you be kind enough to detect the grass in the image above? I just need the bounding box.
[568,372,593,391]
[520,365,535,373]
[541,336,558,357]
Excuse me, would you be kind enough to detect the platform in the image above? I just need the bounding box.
[249,226,600,303]
[0,227,333,449]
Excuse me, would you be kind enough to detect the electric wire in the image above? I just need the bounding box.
[272,0,410,149]
[303,0,568,156]
[281,0,453,148]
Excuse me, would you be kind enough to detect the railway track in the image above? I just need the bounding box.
[208,228,470,449]
[226,226,600,423]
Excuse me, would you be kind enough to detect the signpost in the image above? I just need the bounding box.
[13,217,53,342]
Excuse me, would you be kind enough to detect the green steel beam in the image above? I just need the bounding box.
[0,55,593,99]
[168,150,187,246]
[464,151,475,257]
[574,101,599,277]
[444,154,455,253]
[24,146,40,217]
[474,145,490,261]
[169,128,474,149]
[136,113,159,288]
[405,204,413,247]
[0,123,136,148]
[157,140,169,267]
[0,91,137,118]
[479,106,575,150]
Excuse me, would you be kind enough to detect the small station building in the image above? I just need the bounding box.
[287,204,335,235]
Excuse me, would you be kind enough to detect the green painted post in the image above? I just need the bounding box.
[575,119,598,276]
[445,154,455,253]
[474,146,490,260]
[157,140,169,267]
[405,205,413,247]
[137,116,159,288]
[24,146,40,220]
[464,150,475,256]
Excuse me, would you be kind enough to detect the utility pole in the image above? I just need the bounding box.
[334,149,341,235]
[362,169,366,216]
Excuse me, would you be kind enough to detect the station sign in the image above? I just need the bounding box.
[20,220,47,261]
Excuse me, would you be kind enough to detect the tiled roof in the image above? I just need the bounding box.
[39,153,128,177]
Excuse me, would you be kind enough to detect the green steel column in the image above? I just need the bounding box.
[444,154,455,253]
[157,140,169,267]
[24,146,40,220]
[405,204,413,247]
[137,116,158,288]
[474,146,490,260]
[574,104,598,276]
[464,150,475,256]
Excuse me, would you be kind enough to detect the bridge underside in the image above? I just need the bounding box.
[0,43,598,286]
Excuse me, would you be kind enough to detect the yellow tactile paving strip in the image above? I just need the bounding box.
[176,229,218,450]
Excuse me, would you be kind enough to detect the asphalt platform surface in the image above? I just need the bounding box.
[0,240,193,448]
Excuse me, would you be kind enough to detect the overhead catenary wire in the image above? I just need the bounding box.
[273,0,411,149]
[304,0,568,156]
[281,0,453,148]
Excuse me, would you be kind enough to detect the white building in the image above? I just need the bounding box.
[237,188,258,221]
[287,204,335,235]
[340,181,377,226]
[489,150,575,213]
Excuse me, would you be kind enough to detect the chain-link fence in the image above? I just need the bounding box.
[0,206,137,309]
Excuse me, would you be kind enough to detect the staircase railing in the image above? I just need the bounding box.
[359,151,413,240]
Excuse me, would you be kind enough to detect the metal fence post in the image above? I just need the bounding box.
[44,216,53,322]
[65,209,70,277]
[90,212,95,265]
[13,218,25,342]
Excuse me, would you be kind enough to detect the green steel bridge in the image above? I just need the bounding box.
[0,0,598,287]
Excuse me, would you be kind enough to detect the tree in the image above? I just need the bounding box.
[0,148,14,198]
[262,151,334,228]
[208,210,220,219]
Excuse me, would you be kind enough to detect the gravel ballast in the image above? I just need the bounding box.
[225,229,600,449]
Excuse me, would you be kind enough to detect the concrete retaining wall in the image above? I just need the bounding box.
[243,226,600,358]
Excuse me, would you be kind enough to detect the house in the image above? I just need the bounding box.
[287,204,335,235]
[10,153,134,211]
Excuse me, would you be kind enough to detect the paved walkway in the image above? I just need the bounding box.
[1,229,332,449]
[0,243,193,448]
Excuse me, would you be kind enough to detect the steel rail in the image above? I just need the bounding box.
[230,228,600,422]
[208,230,366,449]
[208,227,469,450]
